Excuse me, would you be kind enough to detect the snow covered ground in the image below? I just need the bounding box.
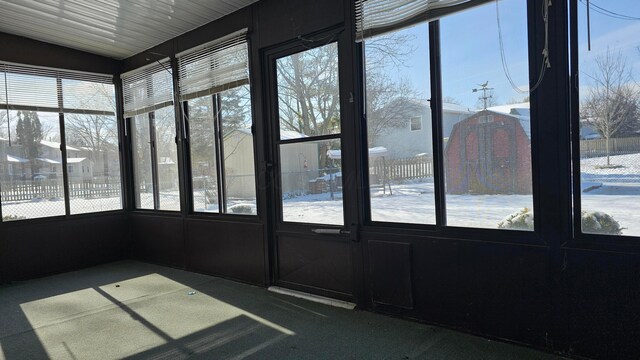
[281,182,534,228]
[3,152,640,236]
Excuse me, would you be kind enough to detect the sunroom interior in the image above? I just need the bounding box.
[1,0,639,359]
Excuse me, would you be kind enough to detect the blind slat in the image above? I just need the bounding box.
[121,59,174,118]
[0,62,114,113]
[356,0,485,41]
[177,30,249,101]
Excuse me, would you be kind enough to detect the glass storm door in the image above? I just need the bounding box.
[265,38,356,301]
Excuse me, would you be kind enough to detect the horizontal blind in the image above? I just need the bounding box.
[0,62,113,114]
[62,79,116,114]
[121,59,174,118]
[177,29,249,101]
[356,0,487,40]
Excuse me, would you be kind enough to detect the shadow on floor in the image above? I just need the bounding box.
[0,260,563,359]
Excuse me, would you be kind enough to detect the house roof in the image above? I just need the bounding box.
[67,157,87,164]
[327,147,389,160]
[487,102,530,117]
[36,157,61,164]
[408,99,474,114]
[40,140,80,152]
[481,107,531,139]
[158,157,176,165]
[281,130,308,140]
[7,154,29,163]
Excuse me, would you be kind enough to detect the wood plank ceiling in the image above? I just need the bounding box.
[0,0,258,60]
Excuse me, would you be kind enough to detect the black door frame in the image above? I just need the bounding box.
[261,25,361,301]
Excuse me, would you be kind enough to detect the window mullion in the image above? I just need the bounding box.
[213,93,225,213]
[429,21,447,227]
[57,77,71,217]
[149,112,160,210]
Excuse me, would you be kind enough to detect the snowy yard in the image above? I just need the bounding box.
[3,152,640,236]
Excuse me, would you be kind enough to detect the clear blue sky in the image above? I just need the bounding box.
[380,0,640,109]
[576,0,640,93]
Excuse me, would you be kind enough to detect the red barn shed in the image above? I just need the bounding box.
[445,109,532,194]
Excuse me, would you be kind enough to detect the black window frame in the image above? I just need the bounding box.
[357,1,542,245]
[182,88,259,217]
[568,0,640,251]
[0,65,126,223]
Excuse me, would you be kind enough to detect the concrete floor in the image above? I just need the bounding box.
[0,261,564,360]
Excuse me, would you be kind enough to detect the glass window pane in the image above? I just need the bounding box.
[577,1,640,236]
[276,42,340,140]
[1,111,66,220]
[188,96,219,213]
[364,23,436,225]
[154,106,180,211]
[131,114,154,209]
[221,85,257,215]
[280,139,343,225]
[65,114,122,214]
[441,0,533,230]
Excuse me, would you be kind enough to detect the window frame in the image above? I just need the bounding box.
[568,0,640,249]
[0,63,125,222]
[357,2,542,244]
[177,31,259,218]
[410,116,423,132]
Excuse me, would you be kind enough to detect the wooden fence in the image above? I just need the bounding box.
[1,181,121,202]
[370,156,433,184]
[580,137,640,158]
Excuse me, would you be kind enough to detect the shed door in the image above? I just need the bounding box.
[462,120,518,194]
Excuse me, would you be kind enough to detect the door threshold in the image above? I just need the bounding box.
[268,286,356,310]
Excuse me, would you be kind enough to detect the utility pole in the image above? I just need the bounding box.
[472,81,494,110]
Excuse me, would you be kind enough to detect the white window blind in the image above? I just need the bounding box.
[0,62,114,114]
[355,0,489,40]
[121,59,174,118]
[177,29,249,101]
[62,79,116,114]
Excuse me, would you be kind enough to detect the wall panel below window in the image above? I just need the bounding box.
[0,213,129,283]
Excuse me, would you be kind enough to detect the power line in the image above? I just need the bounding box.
[579,0,640,21]
[495,0,550,94]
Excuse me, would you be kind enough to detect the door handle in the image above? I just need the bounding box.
[311,228,358,242]
[311,228,345,235]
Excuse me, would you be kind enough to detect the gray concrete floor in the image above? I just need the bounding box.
[0,261,564,360]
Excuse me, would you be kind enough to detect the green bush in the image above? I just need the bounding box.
[498,207,533,230]
[204,188,217,205]
[498,208,624,235]
[2,215,26,222]
[229,204,253,214]
[581,211,624,235]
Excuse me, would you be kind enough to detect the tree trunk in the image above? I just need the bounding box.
[606,136,611,166]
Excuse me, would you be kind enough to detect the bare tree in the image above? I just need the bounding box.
[275,34,420,167]
[581,49,640,165]
[64,83,119,178]
[365,74,419,146]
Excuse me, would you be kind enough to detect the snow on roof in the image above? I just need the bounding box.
[158,157,176,165]
[281,130,308,140]
[36,157,61,164]
[40,140,80,152]
[225,128,307,141]
[327,147,389,160]
[7,154,29,163]
[443,102,473,113]
[487,102,530,116]
[485,103,531,139]
[66,157,87,164]
[410,98,473,114]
